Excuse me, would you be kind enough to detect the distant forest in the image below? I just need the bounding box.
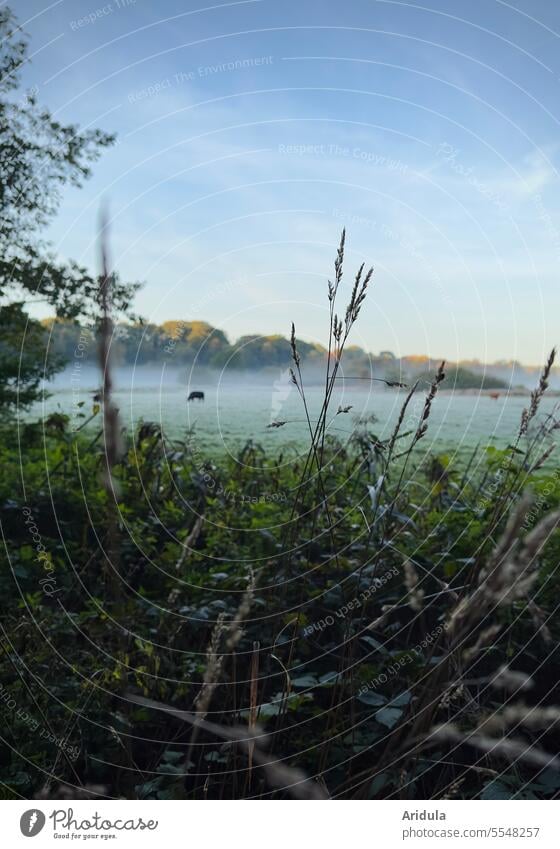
[42,317,555,389]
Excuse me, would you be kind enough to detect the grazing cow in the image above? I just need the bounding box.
[489,392,500,400]
[187,391,205,402]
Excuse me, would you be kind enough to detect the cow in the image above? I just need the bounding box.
[187,391,205,402]
[489,392,500,400]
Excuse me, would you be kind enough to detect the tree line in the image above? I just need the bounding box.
[41,317,509,390]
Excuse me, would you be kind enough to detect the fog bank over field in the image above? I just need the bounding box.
[40,364,558,457]
[47,361,558,395]
[43,319,559,392]
[48,364,330,392]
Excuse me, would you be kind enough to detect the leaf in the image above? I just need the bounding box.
[535,768,560,790]
[357,691,386,707]
[444,561,458,578]
[388,690,411,707]
[291,674,319,689]
[246,691,315,720]
[240,693,286,719]
[158,762,188,774]
[391,510,418,530]
[161,750,184,764]
[135,778,162,798]
[481,780,512,799]
[367,476,385,510]
[204,751,228,764]
[375,707,403,728]
[368,773,389,797]
[360,635,389,654]
[318,671,343,686]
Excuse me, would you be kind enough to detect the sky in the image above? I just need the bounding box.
[13,0,560,364]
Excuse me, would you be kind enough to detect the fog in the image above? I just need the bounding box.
[45,364,348,394]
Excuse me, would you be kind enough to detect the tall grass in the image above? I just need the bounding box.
[161,233,560,799]
[3,232,559,801]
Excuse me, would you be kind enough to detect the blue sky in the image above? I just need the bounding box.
[15,0,560,363]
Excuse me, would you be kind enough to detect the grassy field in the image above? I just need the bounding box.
[2,236,559,800]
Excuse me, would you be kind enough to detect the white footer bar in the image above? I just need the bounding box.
[3,800,559,848]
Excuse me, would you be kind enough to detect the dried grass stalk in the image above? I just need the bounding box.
[127,693,328,799]
[519,347,556,437]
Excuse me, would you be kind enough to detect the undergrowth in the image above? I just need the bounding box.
[1,234,559,801]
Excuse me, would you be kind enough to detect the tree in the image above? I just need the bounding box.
[160,320,230,365]
[416,366,508,391]
[0,7,138,414]
[451,367,507,390]
[0,303,63,412]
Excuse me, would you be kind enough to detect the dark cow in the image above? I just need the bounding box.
[187,391,205,402]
